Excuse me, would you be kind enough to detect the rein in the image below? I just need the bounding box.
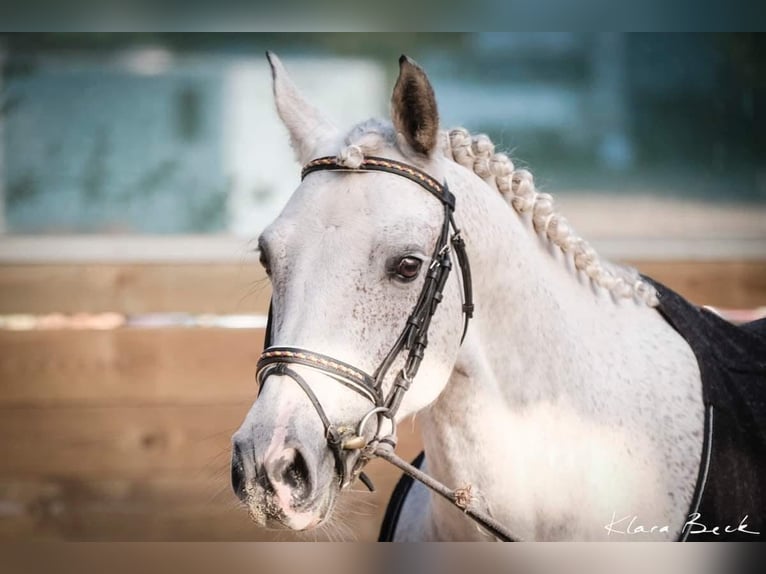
[255,156,514,541]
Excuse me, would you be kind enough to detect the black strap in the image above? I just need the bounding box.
[264,302,274,346]
[302,156,456,210]
[450,214,474,342]
[257,362,347,483]
[372,202,453,403]
[257,347,380,405]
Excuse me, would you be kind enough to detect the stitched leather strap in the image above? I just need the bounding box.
[257,346,380,406]
[302,156,456,209]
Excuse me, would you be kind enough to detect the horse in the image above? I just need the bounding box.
[230,53,766,541]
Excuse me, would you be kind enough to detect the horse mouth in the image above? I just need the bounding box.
[243,479,337,531]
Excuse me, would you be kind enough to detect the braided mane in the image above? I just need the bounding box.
[442,128,659,307]
[337,121,659,307]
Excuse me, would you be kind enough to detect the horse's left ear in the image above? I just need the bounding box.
[391,55,440,157]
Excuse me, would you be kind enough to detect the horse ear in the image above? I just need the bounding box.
[266,51,338,164]
[391,55,440,157]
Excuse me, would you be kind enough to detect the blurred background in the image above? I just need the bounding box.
[0,33,764,540]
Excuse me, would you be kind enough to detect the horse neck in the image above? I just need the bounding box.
[416,161,702,540]
[444,162,625,408]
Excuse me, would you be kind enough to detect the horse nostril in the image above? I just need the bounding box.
[230,445,248,502]
[282,449,310,492]
[268,447,311,501]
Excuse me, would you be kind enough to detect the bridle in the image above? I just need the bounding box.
[255,156,514,541]
[257,155,472,475]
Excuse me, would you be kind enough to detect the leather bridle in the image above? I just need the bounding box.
[255,156,514,541]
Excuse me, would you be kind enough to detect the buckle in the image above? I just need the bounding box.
[429,243,451,270]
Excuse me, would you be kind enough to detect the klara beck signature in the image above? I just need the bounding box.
[604,512,761,537]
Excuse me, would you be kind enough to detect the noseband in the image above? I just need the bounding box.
[255,156,511,540]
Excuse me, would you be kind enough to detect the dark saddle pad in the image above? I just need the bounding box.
[646,278,766,541]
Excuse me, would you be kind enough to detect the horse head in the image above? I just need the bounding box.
[230,53,468,531]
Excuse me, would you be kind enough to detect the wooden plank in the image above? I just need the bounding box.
[0,403,423,482]
[0,477,379,541]
[0,478,265,541]
[0,404,247,480]
[1,263,763,410]
[0,264,271,314]
[0,328,264,407]
[626,259,766,308]
[1,260,764,315]
[0,416,422,541]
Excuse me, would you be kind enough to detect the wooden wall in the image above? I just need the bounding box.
[0,260,764,540]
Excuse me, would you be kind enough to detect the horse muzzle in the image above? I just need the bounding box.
[230,424,337,530]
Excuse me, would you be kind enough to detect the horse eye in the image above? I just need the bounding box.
[394,256,423,281]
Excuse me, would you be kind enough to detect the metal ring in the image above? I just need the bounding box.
[356,406,390,442]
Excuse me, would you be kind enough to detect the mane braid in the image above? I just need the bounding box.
[443,128,659,307]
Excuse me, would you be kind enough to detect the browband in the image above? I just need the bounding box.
[302,156,456,209]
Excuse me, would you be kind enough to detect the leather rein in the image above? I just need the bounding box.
[255,156,514,541]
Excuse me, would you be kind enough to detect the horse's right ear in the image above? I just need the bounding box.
[267,51,338,164]
[391,55,440,157]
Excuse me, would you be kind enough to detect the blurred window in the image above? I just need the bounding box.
[0,34,763,257]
